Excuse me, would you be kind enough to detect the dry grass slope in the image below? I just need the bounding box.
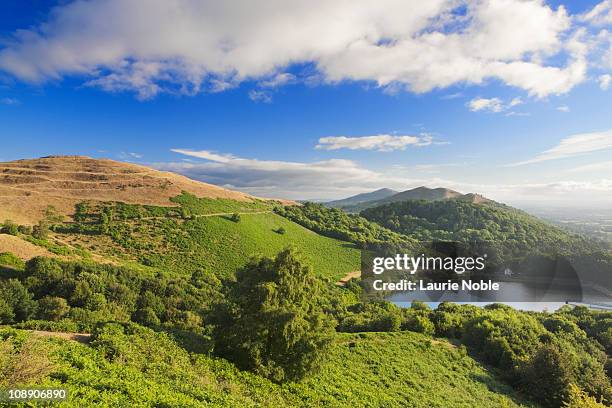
[0,156,266,224]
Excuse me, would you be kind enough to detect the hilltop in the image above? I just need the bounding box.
[0,156,271,224]
[328,186,492,211]
[326,188,398,208]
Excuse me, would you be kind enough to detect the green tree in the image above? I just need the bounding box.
[215,247,334,383]
[522,343,575,408]
[37,296,70,321]
[0,280,37,322]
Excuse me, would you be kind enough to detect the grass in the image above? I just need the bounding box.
[84,212,360,281]
[289,332,531,407]
[1,326,533,408]
[170,192,272,214]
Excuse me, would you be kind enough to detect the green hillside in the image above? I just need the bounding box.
[0,325,531,407]
[57,195,360,281]
[360,199,596,256]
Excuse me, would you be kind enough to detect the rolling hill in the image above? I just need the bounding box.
[331,186,492,211]
[0,156,358,281]
[326,188,398,208]
[0,156,284,225]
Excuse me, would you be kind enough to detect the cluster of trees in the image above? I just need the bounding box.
[275,203,413,247]
[0,257,223,345]
[1,246,610,404]
[0,249,341,383]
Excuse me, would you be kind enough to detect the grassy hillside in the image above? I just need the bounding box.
[50,196,360,281]
[0,325,531,407]
[0,156,264,225]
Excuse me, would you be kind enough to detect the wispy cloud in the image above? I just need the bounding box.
[440,92,463,100]
[581,0,612,26]
[259,73,296,88]
[315,134,440,152]
[166,148,411,198]
[248,90,272,103]
[599,74,611,90]
[556,105,570,112]
[506,129,612,166]
[468,97,523,113]
[567,160,612,173]
[119,152,143,160]
[0,97,20,105]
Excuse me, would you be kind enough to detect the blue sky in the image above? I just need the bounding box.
[0,0,611,205]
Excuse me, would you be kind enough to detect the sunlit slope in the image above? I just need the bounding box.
[0,156,268,224]
[3,327,531,408]
[60,201,360,280]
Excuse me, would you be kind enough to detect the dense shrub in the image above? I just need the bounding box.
[214,247,335,382]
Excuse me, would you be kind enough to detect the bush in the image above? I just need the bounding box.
[563,384,608,408]
[521,343,574,408]
[403,313,435,336]
[338,301,403,333]
[1,220,18,235]
[0,332,55,387]
[37,296,70,321]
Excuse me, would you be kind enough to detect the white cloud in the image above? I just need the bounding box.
[166,148,412,198]
[315,134,436,151]
[581,1,612,26]
[599,74,612,89]
[469,97,504,112]
[248,90,272,103]
[556,105,570,112]
[259,73,296,88]
[119,152,143,159]
[0,0,592,99]
[507,129,612,166]
[468,96,523,113]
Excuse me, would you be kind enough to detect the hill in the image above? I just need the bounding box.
[338,186,492,211]
[326,188,398,208]
[0,156,275,225]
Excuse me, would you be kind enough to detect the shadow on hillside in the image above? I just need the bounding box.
[469,370,535,407]
[0,266,21,279]
[160,327,214,355]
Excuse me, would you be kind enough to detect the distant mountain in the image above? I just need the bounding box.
[326,188,398,208]
[336,186,492,211]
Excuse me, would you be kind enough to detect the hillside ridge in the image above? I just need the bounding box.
[0,156,271,224]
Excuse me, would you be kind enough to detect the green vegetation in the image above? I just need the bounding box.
[0,325,532,407]
[359,199,612,273]
[275,202,413,247]
[214,248,335,382]
[170,192,272,214]
[0,250,610,406]
[1,191,610,407]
